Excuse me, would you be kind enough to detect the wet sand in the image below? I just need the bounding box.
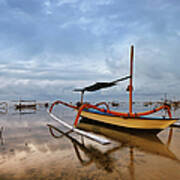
[0,105,180,180]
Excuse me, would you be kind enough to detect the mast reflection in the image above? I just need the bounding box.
[0,126,4,145]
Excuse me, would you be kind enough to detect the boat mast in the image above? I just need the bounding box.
[81,91,84,104]
[129,45,134,114]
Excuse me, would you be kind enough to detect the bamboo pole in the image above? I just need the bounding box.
[81,91,84,104]
[129,45,134,114]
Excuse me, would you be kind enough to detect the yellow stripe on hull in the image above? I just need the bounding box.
[80,111,177,130]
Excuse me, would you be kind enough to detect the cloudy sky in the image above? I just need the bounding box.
[0,0,180,101]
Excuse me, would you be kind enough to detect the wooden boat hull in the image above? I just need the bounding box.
[15,104,36,110]
[79,110,177,132]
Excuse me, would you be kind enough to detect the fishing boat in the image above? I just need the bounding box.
[48,45,179,135]
[15,100,37,110]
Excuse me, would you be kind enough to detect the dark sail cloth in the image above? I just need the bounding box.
[74,75,131,92]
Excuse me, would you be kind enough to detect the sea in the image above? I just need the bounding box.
[0,101,180,180]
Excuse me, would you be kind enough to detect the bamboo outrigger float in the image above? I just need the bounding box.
[48,45,179,136]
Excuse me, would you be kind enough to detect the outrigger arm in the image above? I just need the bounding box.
[47,109,111,145]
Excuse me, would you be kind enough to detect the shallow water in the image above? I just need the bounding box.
[0,104,180,180]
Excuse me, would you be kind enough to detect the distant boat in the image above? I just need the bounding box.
[111,101,119,107]
[49,45,179,134]
[15,100,36,110]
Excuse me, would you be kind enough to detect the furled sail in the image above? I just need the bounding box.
[74,75,131,92]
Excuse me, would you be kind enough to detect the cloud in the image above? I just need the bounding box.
[0,0,180,100]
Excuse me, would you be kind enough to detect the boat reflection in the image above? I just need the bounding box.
[47,124,119,172]
[77,121,178,161]
[47,122,178,176]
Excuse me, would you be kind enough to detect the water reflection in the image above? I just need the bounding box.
[77,122,178,161]
[0,108,179,180]
[0,126,4,145]
[14,107,37,115]
[48,124,120,172]
[0,102,8,114]
[48,122,179,179]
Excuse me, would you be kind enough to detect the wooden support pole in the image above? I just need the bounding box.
[81,91,84,104]
[129,45,134,115]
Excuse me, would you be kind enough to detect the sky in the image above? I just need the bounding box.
[0,0,180,102]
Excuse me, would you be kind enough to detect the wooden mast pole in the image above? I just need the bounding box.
[129,45,134,115]
[81,91,84,104]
